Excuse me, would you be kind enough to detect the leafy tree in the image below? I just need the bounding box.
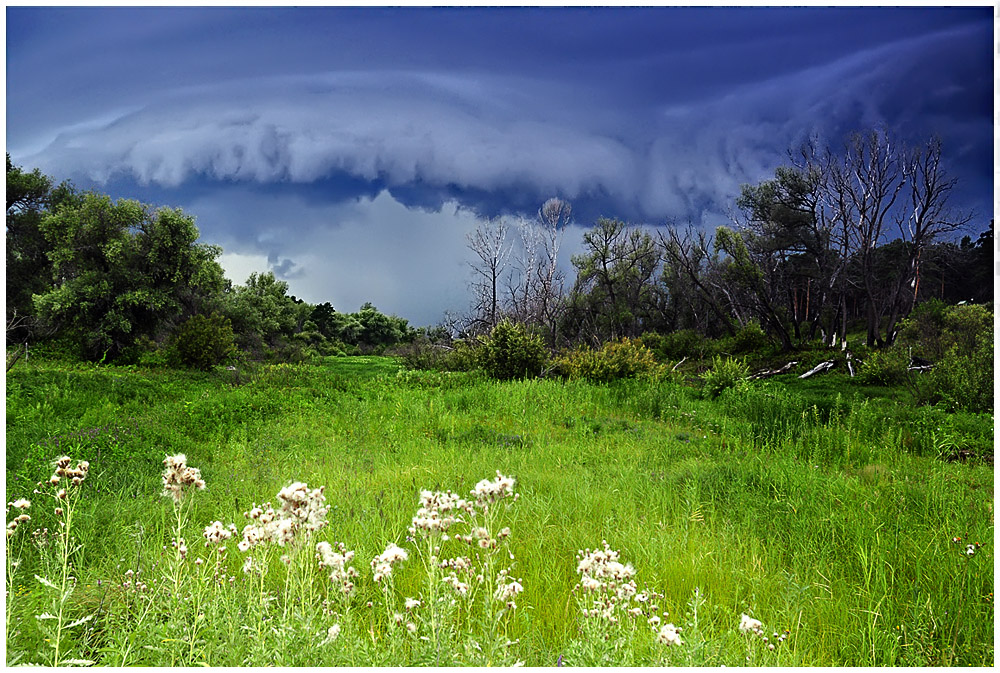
[6,156,79,335]
[168,312,236,370]
[658,224,736,338]
[567,218,662,343]
[309,302,339,338]
[713,226,793,351]
[33,193,225,360]
[351,302,411,352]
[223,271,299,352]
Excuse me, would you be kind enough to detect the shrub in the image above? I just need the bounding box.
[856,347,908,386]
[393,339,477,372]
[922,346,993,413]
[168,313,236,370]
[702,355,749,399]
[644,329,706,361]
[897,298,949,360]
[731,320,770,354]
[477,320,548,381]
[898,303,993,412]
[554,337,665,383]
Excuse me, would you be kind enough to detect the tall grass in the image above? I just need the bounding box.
[4,356,993,665]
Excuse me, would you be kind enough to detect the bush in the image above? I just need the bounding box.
[554,337,665,383]
[856,347,908,386]
[897,298,949,360]
[898,303,993,412]
[477,320,548,381]
[392,339,478,372]
[702,355,747,399]
[168,313,236,370]
[702,355,749,399]
[923,344,993,413]
[643,329,706,361]
[731,320,770,354]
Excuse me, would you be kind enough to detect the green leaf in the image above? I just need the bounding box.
[66,614,94,629]
[34,574,59,590]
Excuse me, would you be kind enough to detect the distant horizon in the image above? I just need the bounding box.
[7,6,993,326]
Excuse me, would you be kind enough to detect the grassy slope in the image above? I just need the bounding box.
[5,356,994,665]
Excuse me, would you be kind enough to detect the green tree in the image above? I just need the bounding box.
[223,271,299,352]
[169,312,236,370]
[567,218,662,343]
[6,156,80,335]
[713,226,793,351]
[355,302,411,352]
[33,193,225,360]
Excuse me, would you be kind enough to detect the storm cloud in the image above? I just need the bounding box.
[7,6,992,325]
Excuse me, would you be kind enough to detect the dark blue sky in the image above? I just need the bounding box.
[6,6,993,325]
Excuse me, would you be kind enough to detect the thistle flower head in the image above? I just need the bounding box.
[8,499,31,511]
[316,541,358,594]
[276,482,329,534]
[409,490,471,536]
[495,579,524,606]
[472,471,516,507]
[739,614,765,636]
[203,521,235,547]
[657,623,683,646]
[161,454,205,504]
[320,624,341,644]
[371,542,409,582]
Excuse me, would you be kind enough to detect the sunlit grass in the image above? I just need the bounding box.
[4,356,993,665]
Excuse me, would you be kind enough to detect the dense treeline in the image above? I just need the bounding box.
[6,126,992,375]
[6,154,420,366]
[461,129,991,354]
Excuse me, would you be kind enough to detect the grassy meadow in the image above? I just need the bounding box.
[4,355,994,666]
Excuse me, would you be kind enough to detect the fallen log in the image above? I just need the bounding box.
[799,360,834,379]
[750,361,798,380]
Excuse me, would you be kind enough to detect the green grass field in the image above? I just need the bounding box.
[4,356,993,666]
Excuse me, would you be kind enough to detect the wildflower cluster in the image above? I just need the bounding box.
[575,541,676,644]
[471,471,518,509]
[50,455,90,488]
[739,614,788,651]
[439,556,474,596]
[494,568,525,610]
[951,536,983,558]
[371,542,409,582]
[161,454,204,504]
[656,622,683,646]
[6,498,31,539]
[203,521,237,547]
[409,490,474,536]
[316,541,359,594]
[238,482,329,550]
[576,541,638,620]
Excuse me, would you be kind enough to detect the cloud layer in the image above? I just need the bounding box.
[22,18,990,230]
[7,7,991,324]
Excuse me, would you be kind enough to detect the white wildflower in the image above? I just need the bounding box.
[471,471,516,507]
[739,614,764,636]
[657,623,683,646]
[319,623,341,645]
[203,521,234,547]
[161,454,205,504]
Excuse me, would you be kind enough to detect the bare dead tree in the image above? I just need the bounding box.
[466,216,512,335]
[826,128,906,346]
[882,137,974,338]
